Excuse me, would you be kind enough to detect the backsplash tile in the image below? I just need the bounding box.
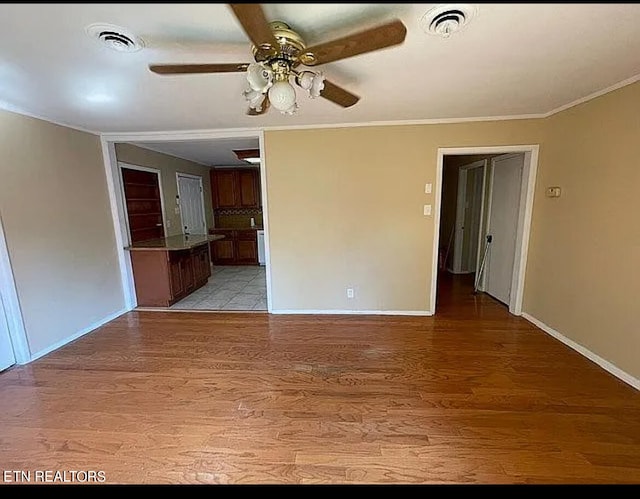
[215,210,263,229]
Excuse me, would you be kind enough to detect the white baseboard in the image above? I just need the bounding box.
[522,312,639,391]
[28,308,128,363]
[271,309,433,316]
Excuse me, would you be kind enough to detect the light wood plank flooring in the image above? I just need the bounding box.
[1,274,639,484]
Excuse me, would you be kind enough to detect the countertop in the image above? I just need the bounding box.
[126,234,224,252]
[210,227,264,232]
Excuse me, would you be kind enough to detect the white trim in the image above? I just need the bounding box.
[176,172,207,235]
[543,72,640,118]
[2,71,637,140]
[29,308,127,362]
[522,313,640,391]
[100,115,545,142]
[271,309,432,316]
[430,151,444,313]
[0,215,30,363]
[100,139,137,310]
[511,150,537,315]
[257,131,273,313]
[433,145,539,316]
[118,161,168,239]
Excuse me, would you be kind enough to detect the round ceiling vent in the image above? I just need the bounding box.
[85,23,145,52]
[420,4,477,38]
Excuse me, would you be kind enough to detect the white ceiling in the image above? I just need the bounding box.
[1,4,640,133]
[132,137,260,167]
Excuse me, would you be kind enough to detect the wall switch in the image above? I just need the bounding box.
[174,207,180,214]
[546,186,561,198]
[346,288,354,299]
[423,204,432,216]
[425,183,432,194]
[166,220,171,228]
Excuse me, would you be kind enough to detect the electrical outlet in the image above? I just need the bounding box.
[423,204,432,216]
[346,288,354,299]
[166,220,171,228]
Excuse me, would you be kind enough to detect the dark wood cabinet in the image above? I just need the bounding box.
[210,230,236,264]
[238,169,260,207]
[210,229,258,265]
[211,170,238,208]
[236,231,258,264]
[210,168,261,209]
[131,242,211,307]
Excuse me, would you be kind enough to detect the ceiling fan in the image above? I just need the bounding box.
[149,4,407,116]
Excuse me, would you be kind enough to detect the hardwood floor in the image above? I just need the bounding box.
[1,273,639,484]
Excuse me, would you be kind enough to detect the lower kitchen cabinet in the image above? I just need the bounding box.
[130,242,211,307]
[210,229,258,265]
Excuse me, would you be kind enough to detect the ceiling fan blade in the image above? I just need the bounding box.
[320,80,360,108]
[302,19,407,66]
[229,4,278,49]
[247,96,270,116]
[149,63,250,75]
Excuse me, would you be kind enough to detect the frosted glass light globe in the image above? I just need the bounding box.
[268,81,297,112]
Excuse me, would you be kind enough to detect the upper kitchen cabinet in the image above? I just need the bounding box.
[210,168,261,209]
[211,169,237,208]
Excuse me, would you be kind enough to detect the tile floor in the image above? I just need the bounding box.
[170,265,267,311]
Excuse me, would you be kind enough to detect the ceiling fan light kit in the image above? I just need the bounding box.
[148,4,408,117]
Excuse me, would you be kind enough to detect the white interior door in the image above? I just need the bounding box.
[485,154,524,305]
[453,160,486,274]
[177,175,206,235]
[0,294,16,371]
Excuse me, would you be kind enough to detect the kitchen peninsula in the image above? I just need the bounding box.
[126,234,224,307]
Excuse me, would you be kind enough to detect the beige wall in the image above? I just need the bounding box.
[114,143,214,236]
[525,82,640,378]
[265,120,545,312]
[265,81,640,379]
[0,109,124,355]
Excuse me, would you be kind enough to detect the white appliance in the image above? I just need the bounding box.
[257,229,266,265]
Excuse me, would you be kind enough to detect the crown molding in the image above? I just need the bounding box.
[542,72,640,118]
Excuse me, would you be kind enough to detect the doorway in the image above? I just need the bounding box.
[102,132,272,313]
[433,146,538,316]
[177,173,207,235]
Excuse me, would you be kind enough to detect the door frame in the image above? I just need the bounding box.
[100,130,272,313]
[175,172,207,235]
[117,162,167,244]
[0,214,30,363]
[433,145,539,316]
[452,159,486,274]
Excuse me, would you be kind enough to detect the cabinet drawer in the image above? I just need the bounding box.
[237,230,257,241]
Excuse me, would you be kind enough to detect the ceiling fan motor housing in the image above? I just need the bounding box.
[252,21,306,69]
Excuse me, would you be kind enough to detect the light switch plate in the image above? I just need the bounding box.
[425,183,432,194]
[424,204,432,216]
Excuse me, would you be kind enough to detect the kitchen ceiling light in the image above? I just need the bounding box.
[234,149,261,165]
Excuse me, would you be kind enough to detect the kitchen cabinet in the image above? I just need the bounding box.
[210,229,258,265]
[210,229,236,265]
[128,237,213,307]
[210,168,261,209]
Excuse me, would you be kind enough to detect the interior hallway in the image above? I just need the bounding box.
[0,274,639,484]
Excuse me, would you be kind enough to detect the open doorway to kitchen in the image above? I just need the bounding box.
[433,146,538,316]
[102,131,271,314]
